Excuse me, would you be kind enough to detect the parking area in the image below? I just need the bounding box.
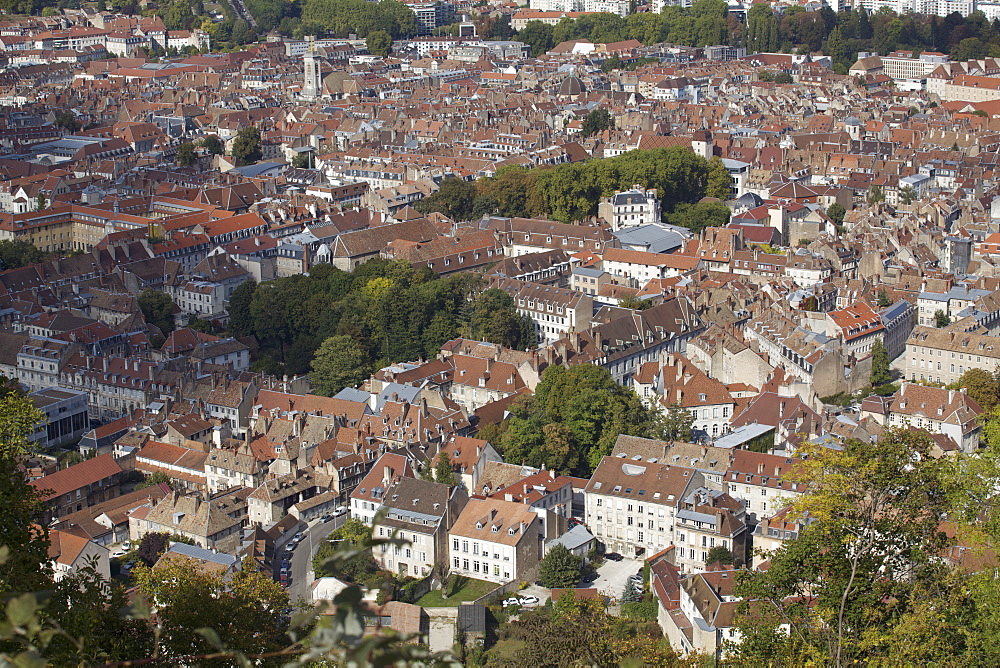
[586,556,644,602]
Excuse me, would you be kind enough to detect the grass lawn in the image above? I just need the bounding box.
[415,576,498,607]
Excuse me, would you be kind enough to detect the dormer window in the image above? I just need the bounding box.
[492,525,499,533]
[509,527,516,535]
[476,522,483,529]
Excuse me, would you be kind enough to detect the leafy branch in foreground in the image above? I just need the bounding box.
[0,519,459,667]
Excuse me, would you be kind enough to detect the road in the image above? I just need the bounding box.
[586,557,643,604]
[281,514,346,604]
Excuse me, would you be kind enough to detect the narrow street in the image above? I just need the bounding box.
[282,514,346,604]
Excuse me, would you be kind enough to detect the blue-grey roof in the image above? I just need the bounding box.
[231,161,285,178]
[613,224,685,254]
[546,524,595,552]
[376,383,421,410]
[573,267,604,278]
[166,542,238,567]
[712,423,774,449]
[879,300,910,320]
[333,387,371,403]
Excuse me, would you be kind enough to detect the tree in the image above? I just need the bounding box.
[581,107,613,137]
[133,559,291,661]
[311,334,370,396]
[138,288,176,334]
[135,470,172,490]
[618,295,653,310]
[538,544,581,589]
[827,202,846,226]
[705,544,733,566]
[950,367,1000,412]
[227,278,257,338]
[746,3,779,53]
[705,156,731,200]
[731,429,953,666]
[899,184,916,205]
[231,126,262,166]
[0,239,46,270]
[773,72,793,83]
[934,309,951,328]
[495,364,659,476]
[415,177,476,221]
[868,184,885,204]
[38,563,154,664]
[470,288,535,350]
[175,141,196,167]
[0,392,48,597]
[652,403,694,442]
[870,338,891,386]
[200,134,223,155]
[434,451,457,486]
[135,532,170,566]
[54,110,80,132]
[2,526,448,666]
[366,29,392,56]
[291,152,311,168]
[519,20,555,56]
[877,288,891,308]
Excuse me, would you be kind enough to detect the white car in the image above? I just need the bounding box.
[502,597,521,608]
[518,595,539,606]
[110,550,126,559]
[120,541,132,552]
[333,506,348,517]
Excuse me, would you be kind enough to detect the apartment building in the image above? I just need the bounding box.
[598,186,661,231]
[448,497,540,584]
[905,325,1000,385]
[372,477,468,577]
[881,383,983,453]
[350,453,415,526]
[584,455,704,559]
[673,487,748,574]
[490,277,593,344]
[723,450,802,520]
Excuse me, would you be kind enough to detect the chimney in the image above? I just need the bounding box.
[676,388,683,403]
[383,465,393,487]
[102,357,108,372]
[775,466,781,476]
[757,462,764,475]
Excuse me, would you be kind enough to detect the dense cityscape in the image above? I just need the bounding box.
[3,0,1000,664]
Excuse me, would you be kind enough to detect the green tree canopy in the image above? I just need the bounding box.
[200,134,224,155]
[870,338,891,386]
[227,278,257,338]
[310,334,370,396]
[175,141,196,167]
[538,544,581,589]
[492,364,661,476]
[731,429,953,666]
[518,20,555,56]
[581,107,613,137]
[827,202,846,225]
[0,392,48,596]
[231,126,262,166]
[949,367,1000,412]
[366,29,393,56]
[434,451,457,486]
[138,289,175,334]
[0,240,46,270]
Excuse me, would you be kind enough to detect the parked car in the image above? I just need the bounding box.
[292,532,305,543]
[628,574,643,583]
[320,514,333,522]
[605,552,624,561]
[120,541,131,552]
[120,562,133,574]
[580,573,597,584]
[110,550,126,559]
[333,506,348,517]
[518,595,539,606]
[502,597,521,608]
